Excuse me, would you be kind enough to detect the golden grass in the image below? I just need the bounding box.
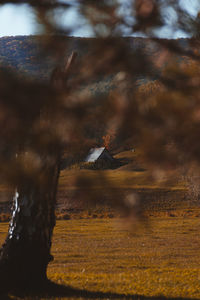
[0,216,200,299]
[0,152,198,299]
[58,150,186,193]
[59,168,186,191]
[47,218,200,298]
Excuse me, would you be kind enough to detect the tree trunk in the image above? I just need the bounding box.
[0,155,60,292]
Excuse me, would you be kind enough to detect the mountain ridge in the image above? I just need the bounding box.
[0,35,192,83]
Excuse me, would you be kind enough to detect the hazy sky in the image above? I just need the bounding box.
[0,1,199,38]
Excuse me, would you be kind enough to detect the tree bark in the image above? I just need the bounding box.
[0,52,76,293]
[0,155,60,292]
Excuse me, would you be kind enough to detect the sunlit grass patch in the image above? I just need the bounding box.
[49,269,200,298]
[46,218,200,298]
[0,217,200,298]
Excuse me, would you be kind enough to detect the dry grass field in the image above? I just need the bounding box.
[0,150,191,219]
[0,150,200,299]
[58,150,185,191]
[56,150,191,216]
[0,216,200,299]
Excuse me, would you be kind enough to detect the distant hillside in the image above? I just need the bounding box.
[0,35,192,85]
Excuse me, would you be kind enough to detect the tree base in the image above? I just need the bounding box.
[0,245,50,293]
[0,264,48,294]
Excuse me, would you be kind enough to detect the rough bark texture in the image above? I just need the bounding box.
[0,156,60,291]
[0,52,76,293]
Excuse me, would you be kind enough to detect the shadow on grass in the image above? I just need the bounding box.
[8,280,200,300]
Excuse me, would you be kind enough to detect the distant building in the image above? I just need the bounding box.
[85,147,114,163]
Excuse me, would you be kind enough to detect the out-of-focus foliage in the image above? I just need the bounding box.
[0,35,198,154]
[0,0,200,208]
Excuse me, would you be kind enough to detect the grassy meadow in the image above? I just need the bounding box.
[0,216,200,299]
[0,150,200,299]
[58,150,186,192]
[57,150,190,217]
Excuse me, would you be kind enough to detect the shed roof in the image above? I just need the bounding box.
[85,147,106,162]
